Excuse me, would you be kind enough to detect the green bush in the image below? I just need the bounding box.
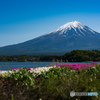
[4,67,34,88]
[0,65,100,100]
[35,67,100,100]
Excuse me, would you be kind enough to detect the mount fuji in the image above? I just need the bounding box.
[0,21,100,55]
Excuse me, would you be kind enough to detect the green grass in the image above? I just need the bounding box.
[0,65,100,100]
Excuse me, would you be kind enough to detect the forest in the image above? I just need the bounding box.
[39,50,100,62]
[0,50,100,62]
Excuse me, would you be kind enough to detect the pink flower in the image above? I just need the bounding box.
[55,62,100,71]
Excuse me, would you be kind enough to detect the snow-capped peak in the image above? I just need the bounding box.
[47,21,85,34]
[45,21,97,36]
[59,21,84,29]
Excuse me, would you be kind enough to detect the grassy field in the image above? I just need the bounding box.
[0,62,100,100]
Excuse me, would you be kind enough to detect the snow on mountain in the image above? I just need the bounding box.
[0,21,100,56]
[54,21,84,31]
[46,21,96,36]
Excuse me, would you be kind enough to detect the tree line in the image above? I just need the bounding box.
[0,50,100,62]
[39,50,100,62]
[0,55,39,62]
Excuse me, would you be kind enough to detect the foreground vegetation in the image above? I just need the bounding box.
[0,62,100,100]
[0,50,100,62]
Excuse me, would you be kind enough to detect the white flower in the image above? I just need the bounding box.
[29,66,53,77]
[0,66,54,78]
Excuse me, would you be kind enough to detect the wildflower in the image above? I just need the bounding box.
[90,78,92,81]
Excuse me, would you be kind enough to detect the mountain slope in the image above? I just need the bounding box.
[0,21,100,55]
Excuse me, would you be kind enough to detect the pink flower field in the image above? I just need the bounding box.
[54,62,100,70]
[0,62,100,76]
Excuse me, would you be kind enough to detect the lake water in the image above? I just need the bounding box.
[0,62,67,71]
[0,62,99,71]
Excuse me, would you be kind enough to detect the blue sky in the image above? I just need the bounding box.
[0,0,100,47]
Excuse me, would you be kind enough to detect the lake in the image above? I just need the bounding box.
[0,62,99,71]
